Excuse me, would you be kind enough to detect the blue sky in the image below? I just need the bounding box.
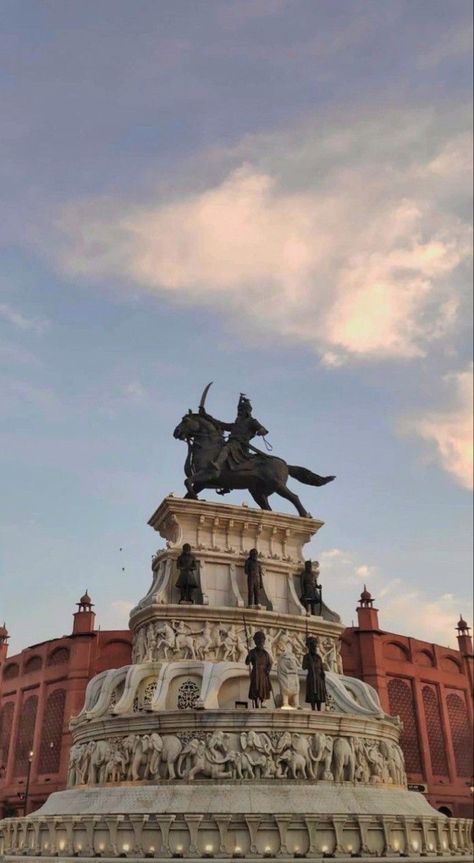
[1,0,472,653]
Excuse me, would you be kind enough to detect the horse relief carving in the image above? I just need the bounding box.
[132,619,342,673]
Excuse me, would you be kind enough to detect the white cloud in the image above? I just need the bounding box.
[0,302,49,335]
[99,599,134,630]
[123,380,147,402]
[54,106,472,366]
[320,547,469,646]
[379,588,469,649]
[401,363,473,490]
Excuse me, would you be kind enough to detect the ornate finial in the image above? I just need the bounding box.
[456,614,471,635]
[77,590,94,611]
[359,585,374,608]
[0,621,9,643]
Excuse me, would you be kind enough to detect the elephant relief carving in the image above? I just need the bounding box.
[67,730,405,788]
[332,736,356,782]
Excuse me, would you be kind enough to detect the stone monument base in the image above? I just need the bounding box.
[1,783,471,860]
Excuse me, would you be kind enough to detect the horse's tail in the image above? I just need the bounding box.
[288,466,336,487]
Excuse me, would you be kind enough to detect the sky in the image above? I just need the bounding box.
[1,0,472,654]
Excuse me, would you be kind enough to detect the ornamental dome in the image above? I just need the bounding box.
[77,590,94,610]
[456,614,470,634]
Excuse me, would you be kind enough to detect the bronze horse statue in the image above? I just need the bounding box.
[173,411,335,517]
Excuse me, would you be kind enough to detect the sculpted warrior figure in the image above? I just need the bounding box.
[300,560,322,615]
[175,543,198,603]
[244,547,264,607]
[245,630,273,708]
[174,383,335,516]
[302,636,327,711]
[200,393,268,479]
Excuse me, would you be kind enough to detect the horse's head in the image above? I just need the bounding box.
[173,411,223,443]
[173,410,200,441]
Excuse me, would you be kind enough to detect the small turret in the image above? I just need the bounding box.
[0,621,9,662]
[456,614,473,656]
[356,586,380,630]
[73,590,96,635]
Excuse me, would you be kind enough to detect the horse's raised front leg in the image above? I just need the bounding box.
[274,482,310,517]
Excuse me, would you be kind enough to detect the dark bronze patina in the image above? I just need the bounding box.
[302,636,327,711]
[244,548,263,608]
[245,630,273,708]
[300,560,322,615]
[173,383,335,516]
[175,543,198,604]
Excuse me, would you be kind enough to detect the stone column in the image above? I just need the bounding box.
[275,814,293,856]
[244,815,262,856]
[304,815,319,855]
[106,816,121,857]
[184,813,203,857]
[380,816,397,857]
[213,814,232,856]
[332,815,347,856]
[357,815,373,855]
[154,814,176,858]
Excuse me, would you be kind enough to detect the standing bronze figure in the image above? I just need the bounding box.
[302,636,327,711]
[245,631,273,708]
[300,560,322,615]
[244,548,263,608]
[173,383,335,517]
[175,543,198,603]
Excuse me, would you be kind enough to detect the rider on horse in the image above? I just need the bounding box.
[199,393,268,480]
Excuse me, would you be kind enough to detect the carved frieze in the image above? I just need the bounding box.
[67,729,406,787]
[132,618,343,673]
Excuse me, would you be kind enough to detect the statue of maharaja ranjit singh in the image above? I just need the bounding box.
[173,383,335,517]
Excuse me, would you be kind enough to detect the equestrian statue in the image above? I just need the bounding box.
[173,383,335,517]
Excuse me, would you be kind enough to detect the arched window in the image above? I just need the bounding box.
[440,656,462,674]
[0,702,14,770]
[415,650,434,668]
[446,693,473,777]
[13,695,38,776]
[47,647,70,667]
[383,641,409,661]
[3,663,19,680]
[422,685,448,775]
[24,656,42,674]
[387,678,422,773]
[38,690,65,774]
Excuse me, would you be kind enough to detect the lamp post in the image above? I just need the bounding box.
[24,750,34,816]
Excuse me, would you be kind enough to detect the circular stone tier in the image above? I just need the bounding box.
[3,710,472,859]
[68,709,405,788]
[130,604,344,673]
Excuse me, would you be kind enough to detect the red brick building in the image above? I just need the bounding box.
[341,588,473,819]
[0,589,472,819]
[0,594,132,818]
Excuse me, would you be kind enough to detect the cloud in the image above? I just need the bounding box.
[379,588,469,649]
[0,302,49,335]
[54,105,472,365]
[99,599,134,630]
[123,380,147,402]
[320,547,469,646]
[401,363,473,490]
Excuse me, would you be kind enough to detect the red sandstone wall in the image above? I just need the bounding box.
[342,626,474,818]
[0,629,132,817]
